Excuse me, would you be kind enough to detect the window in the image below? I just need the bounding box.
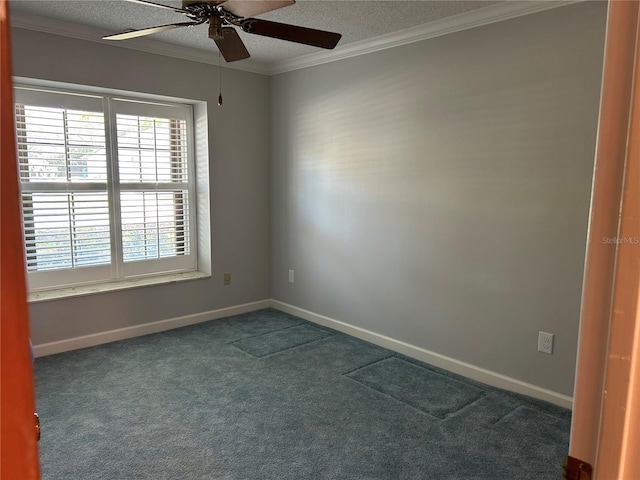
[14,85,197,291]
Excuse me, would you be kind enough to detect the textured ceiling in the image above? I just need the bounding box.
[9,0,501,66]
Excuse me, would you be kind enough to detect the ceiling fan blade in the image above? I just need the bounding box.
[221,0,294,18]
[102,21,201,40]
[240,19,341,49]
[123,0,189,14]
[214,27,250,62]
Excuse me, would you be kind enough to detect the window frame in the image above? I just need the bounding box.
[14,83,199,293]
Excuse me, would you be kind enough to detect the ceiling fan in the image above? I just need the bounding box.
[102,0,342,62]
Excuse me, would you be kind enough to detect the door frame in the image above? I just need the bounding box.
[570,1,640,478]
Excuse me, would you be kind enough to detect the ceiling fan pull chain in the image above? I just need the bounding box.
[218,50,223,106]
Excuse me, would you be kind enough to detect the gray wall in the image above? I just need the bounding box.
[12,2,607,396]
[270,2,607,396]
[11,28,272,345]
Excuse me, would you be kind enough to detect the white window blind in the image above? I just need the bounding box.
[14,86,197,291]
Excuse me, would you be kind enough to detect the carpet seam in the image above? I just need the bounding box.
[224,321,307,345]
[439,392,487,419]
[231,330,334,358]
[491,405,566,427]
[340,355,396,376]
[248,335,334,359]
[343,356,488,420]
[341,374,448,419]
[492,407,522,426]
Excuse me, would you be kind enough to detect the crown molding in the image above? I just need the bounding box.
[11,1,581,77]
[267,0,581,76]
[9,10,269,75]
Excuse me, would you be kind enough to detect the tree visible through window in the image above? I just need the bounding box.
[14,86,196,291]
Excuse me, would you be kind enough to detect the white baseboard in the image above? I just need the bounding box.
[33,297,574,409]
[33,299,271,358]
[271,300,574,409]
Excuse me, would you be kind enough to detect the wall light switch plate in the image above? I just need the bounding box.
[288,269,294,283]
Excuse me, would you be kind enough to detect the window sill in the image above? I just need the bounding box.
[28,271,210,303]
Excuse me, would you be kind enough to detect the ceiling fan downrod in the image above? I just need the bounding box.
[208,15,223,40]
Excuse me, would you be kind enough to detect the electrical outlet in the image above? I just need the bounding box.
[288,269,294,283]
[223,273,231,286]
[538,331,554,354]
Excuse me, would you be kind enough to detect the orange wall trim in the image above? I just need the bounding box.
[0,0,41,477]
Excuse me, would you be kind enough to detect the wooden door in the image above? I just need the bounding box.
[0,0,41,477]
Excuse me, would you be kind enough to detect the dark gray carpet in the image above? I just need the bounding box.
[34,308,571,479]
